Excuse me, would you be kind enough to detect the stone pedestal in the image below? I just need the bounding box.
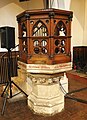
[17,61,71,115]
[27,74,64,115]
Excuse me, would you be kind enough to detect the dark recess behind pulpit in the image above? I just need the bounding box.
[73,46,87,73]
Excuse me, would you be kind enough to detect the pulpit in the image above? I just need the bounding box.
[17,8,73,115]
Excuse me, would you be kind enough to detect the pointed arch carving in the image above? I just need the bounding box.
[32,20,48,36]
[54,21,67,36]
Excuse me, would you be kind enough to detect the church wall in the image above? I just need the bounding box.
[83,0,87,45]
[70,0,85,46]
[0,0,44,51]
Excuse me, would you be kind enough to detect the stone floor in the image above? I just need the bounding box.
[0,70,87,120]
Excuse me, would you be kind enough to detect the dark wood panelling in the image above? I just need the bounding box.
[73,46,87,70]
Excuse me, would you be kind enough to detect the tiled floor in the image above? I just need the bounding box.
[0,70,87,120]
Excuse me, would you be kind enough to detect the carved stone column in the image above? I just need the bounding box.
[27,73,64,115]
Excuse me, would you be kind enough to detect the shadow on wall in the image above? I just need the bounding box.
[0,0,44,10]
[70,0,85,28]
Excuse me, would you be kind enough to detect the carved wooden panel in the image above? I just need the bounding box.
[17,9,73,64]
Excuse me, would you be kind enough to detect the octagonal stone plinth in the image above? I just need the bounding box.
[18,61,70,115]
[27,74,64,115]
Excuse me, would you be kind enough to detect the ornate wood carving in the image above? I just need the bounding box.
[17,9,73,64]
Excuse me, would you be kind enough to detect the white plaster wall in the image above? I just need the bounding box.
[64,0,71,10]
[83,0,87,45]
[70,0,85,46]
[49,0,65,9]
[49,0,71,10]
[0,0,44,51]
[0,3,24,45]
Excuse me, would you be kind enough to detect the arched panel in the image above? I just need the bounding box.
[21,22,27,37]
[32,20,48,36]
[54,21,67,36]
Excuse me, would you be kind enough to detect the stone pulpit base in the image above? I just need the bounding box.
[18,61,71,115]
[27,74,64,115]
